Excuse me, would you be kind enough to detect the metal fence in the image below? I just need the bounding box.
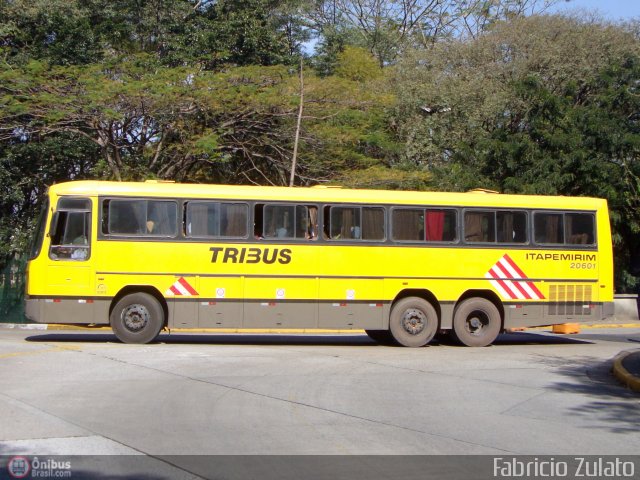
[0,257,26,323]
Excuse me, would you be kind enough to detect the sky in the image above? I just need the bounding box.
[548,0,640,21]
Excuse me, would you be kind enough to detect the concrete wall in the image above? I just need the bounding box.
[614,294,639,321]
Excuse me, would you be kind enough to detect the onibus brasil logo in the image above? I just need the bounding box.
[7,456,72,478]
[7,456,30,479]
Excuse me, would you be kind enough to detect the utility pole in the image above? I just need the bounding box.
[289,55,304,187]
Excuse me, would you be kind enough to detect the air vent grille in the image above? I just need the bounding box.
[548,285,592,316]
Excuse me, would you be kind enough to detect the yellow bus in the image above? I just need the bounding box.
[25,180,614,347]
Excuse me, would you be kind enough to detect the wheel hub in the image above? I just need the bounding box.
[466,311,488,335]
[121,304,150,332]
[401,308,426,335]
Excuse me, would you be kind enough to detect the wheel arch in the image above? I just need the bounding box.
[392,289,441,322]
[110,285,169,327]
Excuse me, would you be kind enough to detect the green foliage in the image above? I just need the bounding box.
[392,15,640,290]
[0,0,103,65]
[0,133,99,266]
[2,1,640,296]
[199,0,303,68]
[335,46,382,82]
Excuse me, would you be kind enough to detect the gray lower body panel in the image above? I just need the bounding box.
[25,296,615,332]
[171,299,384,330]
[25,297,110,325]
[504,302,611,329]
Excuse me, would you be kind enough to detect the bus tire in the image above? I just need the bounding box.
[452,297,501,347]
[389,297,438,347]
[110,292,164,344]
[365,329,397,346]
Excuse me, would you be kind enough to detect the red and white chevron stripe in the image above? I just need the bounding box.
[485,254,544,300]
[165,277,198,296]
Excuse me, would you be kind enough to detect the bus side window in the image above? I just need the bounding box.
[497,211,527,244]
[107,200,145,234]
[534,213,564,244]
[329,206,361,239]
[393,208,457,243]
[186,202,248,238]
[104,199,177,237]
[146,201,177,236]
[362,207,384,240]
[263,205,295,239]
[465,211,495,243]
[566,213,595,245]
[261,204,317,240]
[392,209,423,241]
[327,206,384,241]
[425,209,457,242]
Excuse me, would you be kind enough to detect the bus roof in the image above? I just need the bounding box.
[48,180,606,210]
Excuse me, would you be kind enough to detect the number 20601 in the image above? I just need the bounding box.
[570,262,596,270]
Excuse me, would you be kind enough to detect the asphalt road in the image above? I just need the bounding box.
[0,327,639,478]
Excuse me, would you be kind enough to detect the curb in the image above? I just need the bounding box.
[0,323,48,330]
[612,349,640,393]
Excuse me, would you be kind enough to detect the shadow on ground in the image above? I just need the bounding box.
[530,353,640,433]
[24,332,377,347]
[23,330,595,348]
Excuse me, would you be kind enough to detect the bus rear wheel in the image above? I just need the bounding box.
[452,297,501,347]
[110,292,164,344]
[389,297,438,347]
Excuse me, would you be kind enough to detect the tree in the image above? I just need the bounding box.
[0,53,398,184]
[305,0,559,67]
[390,15,640,289]
[0,0,103,65]
[0,0,308,69]
[0,133,99,266]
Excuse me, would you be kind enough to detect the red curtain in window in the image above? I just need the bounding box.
[425,210,445,241]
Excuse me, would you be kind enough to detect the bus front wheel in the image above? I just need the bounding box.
[452,297,501,347]
[110,292,164,344]
[389,297,438,347]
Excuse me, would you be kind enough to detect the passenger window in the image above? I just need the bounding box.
[258,204,318,240]
[186,202,248,238]
[264,205,295,238]
[362,208,385,240]
[464,211,495,243]
[497,211,527,244]
[566,213,595,245]
[534,213,564,244]
[49,197,91,261]
[103,199,177,237]
[392,208,457,242]
[392,209,422,241]
[425,209,456,241]
[326,206,384,241]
